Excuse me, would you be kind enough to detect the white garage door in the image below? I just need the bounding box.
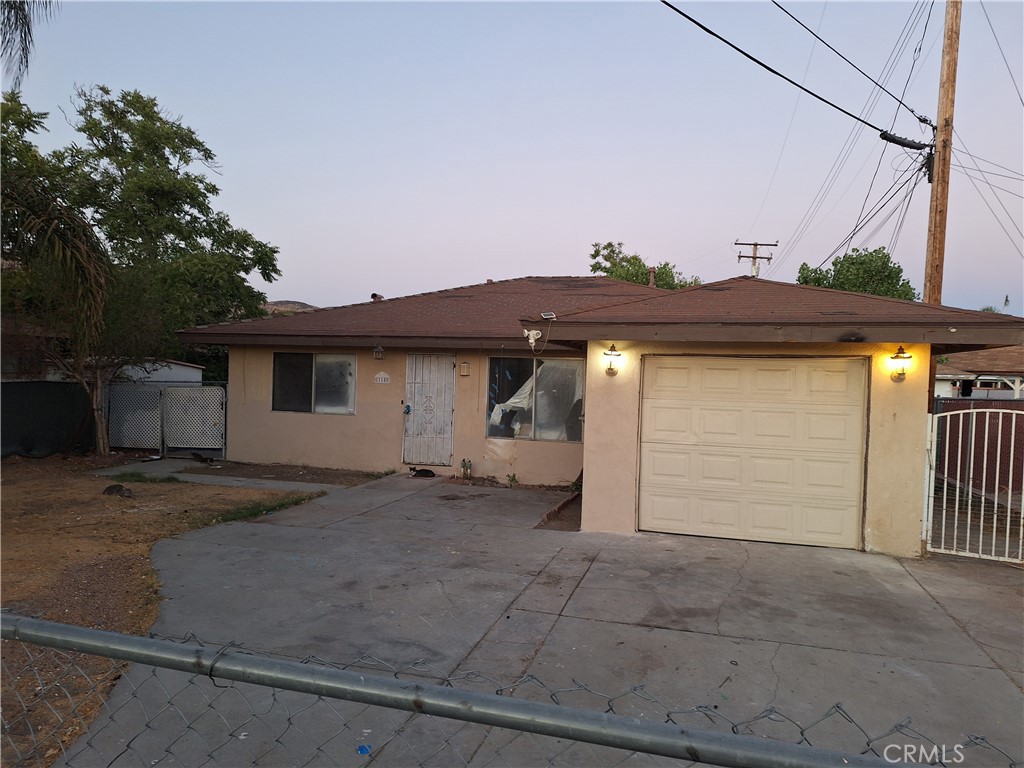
[639,356,867,548]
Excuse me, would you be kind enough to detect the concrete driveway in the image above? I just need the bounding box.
[105,463,1024,763]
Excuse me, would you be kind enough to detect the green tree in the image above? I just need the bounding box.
[796,247,919,300]
[2,88,280,454]
[588,242,700,290]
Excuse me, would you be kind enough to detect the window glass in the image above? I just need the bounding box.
[314,354,355,413]
[534,360,585,441]
[487,358,583,441]
[273,353,313,412]
[273,353,356,414]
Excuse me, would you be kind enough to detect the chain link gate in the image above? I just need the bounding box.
[107,383,225,457]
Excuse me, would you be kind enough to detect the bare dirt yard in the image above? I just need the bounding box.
[0,452,378,767]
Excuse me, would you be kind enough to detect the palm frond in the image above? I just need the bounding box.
[1,0,57,89]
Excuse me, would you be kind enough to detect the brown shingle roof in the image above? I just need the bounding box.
[524,277,1024,349]
[178,276,667,347]
[939,346,1024,376]
[526,277,1019,326]
[178,275,1024,351]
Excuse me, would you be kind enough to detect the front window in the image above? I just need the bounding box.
[487,358,584,441]
[273,353,355,414]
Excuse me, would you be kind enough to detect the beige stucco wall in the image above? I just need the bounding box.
[580,341,930,558]
[225,347,584,485]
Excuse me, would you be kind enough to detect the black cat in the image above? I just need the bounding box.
[408,467,436,477]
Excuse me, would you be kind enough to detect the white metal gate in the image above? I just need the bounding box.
[403,354,454,466]
[924,407,1023,562]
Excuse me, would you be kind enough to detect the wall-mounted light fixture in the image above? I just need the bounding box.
[459,362,470,376]
[604,344,621,376]
[890,345,911,382]
[373,345,385,360]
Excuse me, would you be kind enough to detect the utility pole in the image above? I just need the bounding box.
[735,240,778,277]
[923,0,962,305]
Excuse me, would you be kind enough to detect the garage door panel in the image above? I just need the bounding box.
[644,363,691,397]
[701,366,742,394]
[639,356,866,549]
[808,366,861,397]
[640,445,692,485]
[645,402,861,450]
[752,366,797,394]
[641,402,696,443]
[700,408,745,441]
[644,449,858,498]
[642,491,858,547]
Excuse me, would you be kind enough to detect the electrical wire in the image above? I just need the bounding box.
[857,175,921,249]
[744,3,827,238]
[953,132,1024,241]
[814,166,923,268]
[841,0,933,258]
[949,150,1023,179]
[766,1,934,278]
[958,164,1024,259]
[951,147,1024,257]
[659,0,887,134]
[771,0,934,127]
[887,171,924,255]
[979,0,1024,108]
[951,169,1023,200]
[950,163,1023,182]
[834,169,921,261]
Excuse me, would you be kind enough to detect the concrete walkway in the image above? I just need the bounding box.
[94,462,1024,762]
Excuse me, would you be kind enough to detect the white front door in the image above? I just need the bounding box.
[638,356,867,548]
[403,354,455,466]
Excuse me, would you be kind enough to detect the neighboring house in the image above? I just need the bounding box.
[178,275,1024,558]
[118,360,205,384]
[934,346,1024,399]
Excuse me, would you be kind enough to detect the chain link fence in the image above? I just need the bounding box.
[2,614,1019,768]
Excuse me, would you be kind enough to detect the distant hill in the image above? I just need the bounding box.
[264,300,318,316]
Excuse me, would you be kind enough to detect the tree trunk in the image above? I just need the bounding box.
[89,368,110,457]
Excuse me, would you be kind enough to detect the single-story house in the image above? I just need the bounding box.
[179,275,1024,558]
[934,346,1024,399]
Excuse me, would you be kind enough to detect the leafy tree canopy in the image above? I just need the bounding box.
[796,247,919,301]
[2,87,280,453]
[588,242,700,290]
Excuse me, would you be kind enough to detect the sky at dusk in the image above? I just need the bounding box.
[14,1,1024,314]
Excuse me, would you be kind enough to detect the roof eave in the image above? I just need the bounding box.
[176,331,583,352]
[522,322,1024,347]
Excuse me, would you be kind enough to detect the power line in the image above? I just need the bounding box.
[771,0,934,128]
[951,169,1023,200]
[842,1,933,258]
[950,150,1023,179]
[953,133,1024,242]
[958,163,1024,259]
[658,0,887,134]
[887,171,922,256]
[766,2,933,278]
[950,163,1023,182]
[744,3,827,237]
[814,166,923,268]
[979,0,1024,108]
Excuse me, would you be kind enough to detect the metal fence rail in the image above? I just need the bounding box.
[2,614,1018,768]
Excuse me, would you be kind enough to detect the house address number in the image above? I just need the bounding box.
[374,372,390,384]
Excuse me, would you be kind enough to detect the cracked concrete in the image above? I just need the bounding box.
[87,462,1024,764]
